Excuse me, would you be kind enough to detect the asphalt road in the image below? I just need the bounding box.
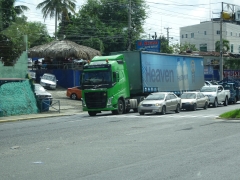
[1,103,240,180]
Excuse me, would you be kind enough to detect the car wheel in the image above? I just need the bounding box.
[233,97,237,104]
[88,111,97,116]
[175,104,180,113]
[70,93,77,100]
[203,102,208,109]
[192,103,197,111]
[213,98,218,108]
[161,105,166,115]
[139,112,144,115]
[224,97,228,106]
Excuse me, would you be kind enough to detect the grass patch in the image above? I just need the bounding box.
[219,109,240,119]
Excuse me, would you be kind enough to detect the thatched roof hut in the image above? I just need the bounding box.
[28,40,101,60]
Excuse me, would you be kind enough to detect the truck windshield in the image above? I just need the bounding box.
[82,71,112,88]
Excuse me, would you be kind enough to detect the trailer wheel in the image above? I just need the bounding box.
[88,111,97,116]
[224,97,228,106]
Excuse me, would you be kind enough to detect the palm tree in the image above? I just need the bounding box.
[14,2,30,15]
[36,0,76,39]
[215,39,230,53]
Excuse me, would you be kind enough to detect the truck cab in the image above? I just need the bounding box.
[81,54,137,116]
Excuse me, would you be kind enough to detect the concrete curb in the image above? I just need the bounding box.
[0,112,84,123]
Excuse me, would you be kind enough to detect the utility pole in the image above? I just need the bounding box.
[164,27,172,45]
[127,0,131,51]
[220,2,223,81]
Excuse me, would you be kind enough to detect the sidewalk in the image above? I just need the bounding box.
[0,105,83,123]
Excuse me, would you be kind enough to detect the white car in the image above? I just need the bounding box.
[138,92,181,115]
[40,73,58,90]
[181,92,209,111]
[34,84,52,101]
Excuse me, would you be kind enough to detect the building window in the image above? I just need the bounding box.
[200,44,207,52]
[231,44,234,52]
[230,32,233,36]
[185,34,188,38]
[191,33,194,38]
[216,30,220,35]
[204,31,206,35]
[182,35,184,38]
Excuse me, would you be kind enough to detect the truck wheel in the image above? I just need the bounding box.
[192,103,197,111]
[125,108,130,113]
[88,111,97,116]
[175,104,180,113]
[113,99,125,115]
[203,102,208,109]
[161,106,166,115]
[139,112,144,115]
[213,98,218,108]
[224,97,228,106]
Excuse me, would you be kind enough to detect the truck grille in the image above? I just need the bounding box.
[85,91,107,109]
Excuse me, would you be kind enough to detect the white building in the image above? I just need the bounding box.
[180,19,240,53]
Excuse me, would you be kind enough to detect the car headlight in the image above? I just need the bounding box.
[155,103,162,107]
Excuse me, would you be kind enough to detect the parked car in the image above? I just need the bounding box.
[138,92,181,115]
[66,86,82,100]
[40,73,57,90]
[34,84,52,102]
[200,85,230,107]
[181,91,209,111]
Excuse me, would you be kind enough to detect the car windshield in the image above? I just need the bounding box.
[43,74,55,81]
[200,87,217,92]
[35,84,46,92]
[181,93,196,99]
[145,94,165,100]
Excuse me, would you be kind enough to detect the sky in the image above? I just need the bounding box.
[15,0,240,44]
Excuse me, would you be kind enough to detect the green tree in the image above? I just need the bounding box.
[215,39,230,53]
[36,0,76,40]
[58,0,147,55]
[158,36,173,53]
[1,16,51,65]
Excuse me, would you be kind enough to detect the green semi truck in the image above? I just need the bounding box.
[81,51,204,116]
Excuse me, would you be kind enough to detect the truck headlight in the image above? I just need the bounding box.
[107,97,113,106]
[82,98,86,107]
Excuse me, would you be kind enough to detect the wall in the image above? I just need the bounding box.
[34,69,81,88]
[0,52,28,78]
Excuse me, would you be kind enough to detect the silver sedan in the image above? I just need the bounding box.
[180,92,209,111]
[138,92,181,115]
